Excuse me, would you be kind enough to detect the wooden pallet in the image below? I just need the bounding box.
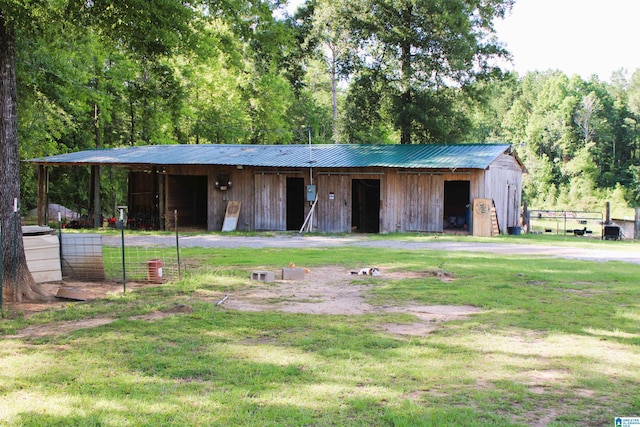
[490,205,500,236]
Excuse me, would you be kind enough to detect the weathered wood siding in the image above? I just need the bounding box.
[317,173,351,232]
[255,173,286,230]
[314,169,390,233]
[380,171,401,233]
[150,152,524,234]
[401,173,444,232]
[482,154,523,232]
[380,170,471,233]
[129,171,154,215]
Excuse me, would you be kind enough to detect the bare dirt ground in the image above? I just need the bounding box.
[4,266,477,339]
[208,266,476,337]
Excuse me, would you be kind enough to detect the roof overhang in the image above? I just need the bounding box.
[29,143,523,171]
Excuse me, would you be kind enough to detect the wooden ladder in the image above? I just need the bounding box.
[490,202,500,236]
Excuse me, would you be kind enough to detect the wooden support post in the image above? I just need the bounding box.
[92,165,101,228]
[37,165,47,226]
[605,201,610,225]
[158,169,165,231]
[152,166,159,230]
[635,207,639,240]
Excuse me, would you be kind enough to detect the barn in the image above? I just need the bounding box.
[30,143,525,235]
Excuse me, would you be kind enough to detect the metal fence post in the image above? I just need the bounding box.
[0,221,3,313]
[12,199,18,290]
[175,209,181,279]
[120,208,126,293]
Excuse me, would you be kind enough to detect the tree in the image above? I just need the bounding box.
[1,0,194,302]
[296,0,356,143]
[1,11,47,302]
[574,92,601,145]
[341,0,512,144]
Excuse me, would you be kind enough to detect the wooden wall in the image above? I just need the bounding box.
[255,173,286,230]
[162,166,310,232]
[483,154,524,232]
[145,154,524,234]
[381,171,477,233]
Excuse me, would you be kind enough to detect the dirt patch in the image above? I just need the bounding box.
[216,266,478,335]
[5,303,195,339]
[386,269,455,282]
[129,304,194,322]
[4,280,153,317]
[3,280,178,339]
[5,317,117,339]
[220,266,377,315]
[5,266,477,339]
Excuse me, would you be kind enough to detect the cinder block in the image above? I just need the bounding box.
[251,271,274,282]
[56,287,88,301]
[282,267,305,280]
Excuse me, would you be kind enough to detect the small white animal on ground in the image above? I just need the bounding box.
[350,267,381,276]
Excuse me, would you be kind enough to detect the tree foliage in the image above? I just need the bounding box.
[468,70,640,213]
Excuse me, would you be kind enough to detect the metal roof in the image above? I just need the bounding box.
[29,143,516,170]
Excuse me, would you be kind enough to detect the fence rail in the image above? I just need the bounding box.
[526,210,604,237]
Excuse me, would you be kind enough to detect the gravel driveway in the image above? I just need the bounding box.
[102,233,640,264]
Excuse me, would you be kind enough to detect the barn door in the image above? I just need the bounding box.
[404,174,443,232]
[405,174,427,231]
[506,183,519,228]
[286,177,305,231]
[443,180,470,231]
[317,174,349,232]
[166,175,207,229]
[352,179,380,233]
[254,173,285,230]
[430,175,444,231]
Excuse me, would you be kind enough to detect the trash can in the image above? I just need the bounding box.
[604,225,620,240]
[147,259,163,283]
[507,226,521,235]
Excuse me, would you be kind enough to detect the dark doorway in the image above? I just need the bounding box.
[352,179,380,233]
[286,177,305,231]
[168,175,207,228]
[444,180,470,230]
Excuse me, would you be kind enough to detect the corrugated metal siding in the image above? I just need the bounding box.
[30,143,515,170]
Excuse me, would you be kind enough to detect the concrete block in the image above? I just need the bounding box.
[282,267,305,281]
[251,271,274,282]
[56,287,88,301]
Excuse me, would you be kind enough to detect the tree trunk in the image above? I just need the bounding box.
[399,5,413,145]
[0,13,48,303]
[399,88,412,145]
[328,42,338,143]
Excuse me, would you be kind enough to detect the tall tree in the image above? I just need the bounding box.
[297,0,355,143]
[1,0,194,302]
[1,10,46,301]
[574,92,601,145]
[342,0,512,144]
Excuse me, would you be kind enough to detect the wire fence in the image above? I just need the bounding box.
[60,231,182,284]
[103,244,181,283]
[527,210,604,238]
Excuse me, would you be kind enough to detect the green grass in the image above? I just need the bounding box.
[1,244,639,426]
[369,229,640,249]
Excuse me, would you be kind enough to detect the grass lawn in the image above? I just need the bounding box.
[1,242,639,426]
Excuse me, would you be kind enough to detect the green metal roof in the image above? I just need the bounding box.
[29,143,517,170]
